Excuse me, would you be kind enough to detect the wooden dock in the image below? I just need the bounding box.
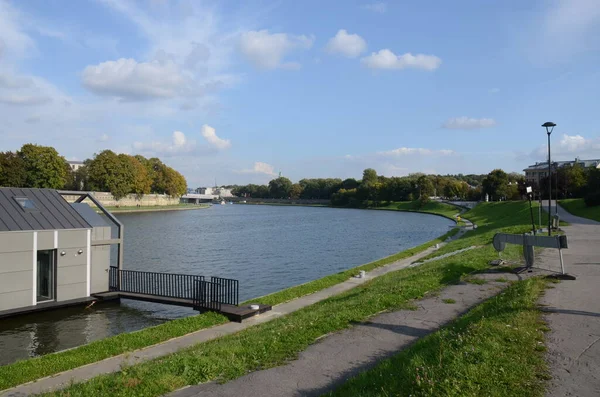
[92,291,271,322]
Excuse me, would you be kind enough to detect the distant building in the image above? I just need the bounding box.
[524,158,600,185]
[194,187,234,197]
[68,160,84,172]
[195,187,214,195]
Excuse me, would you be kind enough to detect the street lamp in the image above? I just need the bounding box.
[543,122,556,236]
[554,161,559,216]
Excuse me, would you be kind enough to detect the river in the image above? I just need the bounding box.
[0,204,453,365]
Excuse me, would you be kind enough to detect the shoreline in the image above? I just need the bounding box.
[97,205,209,214]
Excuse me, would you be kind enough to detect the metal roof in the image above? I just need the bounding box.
[0,188,91,232]
[71,203,110,228]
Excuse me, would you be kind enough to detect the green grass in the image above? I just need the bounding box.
[420,201,554,262]
[39,245,525,397]
[0,228,459,391]
[560,198,600,222]
[375,201,460,221]
[442,298,456,304]
[325,278,549,397]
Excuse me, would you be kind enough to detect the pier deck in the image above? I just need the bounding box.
[92,291,271,322]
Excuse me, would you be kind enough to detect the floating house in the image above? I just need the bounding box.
[0,188,123,317]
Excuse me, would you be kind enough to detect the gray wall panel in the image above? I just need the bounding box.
[57,248,87,268]
[0,251,32,274]
[58,230,87,249]
[37,231,55,250]
[57,282,87,301]
[0,289,32,311]
[57,264,87,286]
[0,270,33,294]
[0,231,33,254]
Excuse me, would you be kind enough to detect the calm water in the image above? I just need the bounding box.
[0,205,453,365]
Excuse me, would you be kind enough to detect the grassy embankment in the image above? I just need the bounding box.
[374,200,462,221]
[326,277,550,397]
[419,200,554,262]
[34,202,545,397]
[560,198,600,222]
[0,203,459,391]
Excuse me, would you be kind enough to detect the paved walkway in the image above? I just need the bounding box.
[170,270,542,397]
[1,220,471,397]
[538,203,600,396]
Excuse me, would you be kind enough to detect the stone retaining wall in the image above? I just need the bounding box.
[62,192,181,207]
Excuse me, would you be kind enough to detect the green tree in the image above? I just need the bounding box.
[341,178,359,190]
[362,168,378,185]
[163,167,187,197]
[86,150,133,200]
[482,169,509,201]
[18,144,68,189]
[269,176,293,198]
[128,156,152,199]
[290,183,303,199]
[0,151,27,187]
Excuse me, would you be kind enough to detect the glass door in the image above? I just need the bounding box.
[37,250,56,302]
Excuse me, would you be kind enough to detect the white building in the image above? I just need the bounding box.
[68,160,84,172]
[524,158,600,185]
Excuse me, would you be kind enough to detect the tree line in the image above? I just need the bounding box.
[0,144,188,200]
[230,170,497,206]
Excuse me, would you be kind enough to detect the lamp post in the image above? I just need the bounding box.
[554,162,559,216]
[543,122,556,236]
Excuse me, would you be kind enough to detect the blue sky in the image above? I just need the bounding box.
[1,0,599,187]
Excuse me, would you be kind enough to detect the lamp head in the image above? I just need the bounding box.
[542,122,556,135]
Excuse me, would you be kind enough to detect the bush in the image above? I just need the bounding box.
[584,191,600,207]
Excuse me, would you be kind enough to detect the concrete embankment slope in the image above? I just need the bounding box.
[538,203,600,396]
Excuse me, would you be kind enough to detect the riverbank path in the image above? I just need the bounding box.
[0,217,473,397]
[538,202,600,396]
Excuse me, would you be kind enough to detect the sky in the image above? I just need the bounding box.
[1,0,599,188]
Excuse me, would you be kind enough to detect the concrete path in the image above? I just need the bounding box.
[170,270,542,397]
[538,203,600,396]
[0,221,471,397]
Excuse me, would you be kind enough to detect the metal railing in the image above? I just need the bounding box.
[193,276,239,311]
[108,266,204,300]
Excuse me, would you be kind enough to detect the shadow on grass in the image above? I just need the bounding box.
[306,280,544,397]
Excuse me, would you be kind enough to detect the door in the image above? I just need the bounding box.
[37,250,56,302]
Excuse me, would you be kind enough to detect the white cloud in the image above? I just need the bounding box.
[82,58,196,100]
[239,30,314,70]
[533,133,600,159]
[378,147,455,156]
[201,124,231,150]
[363,2,387,13]
[442,117,497,130]
[239,161,276,176]
[361,49,441,71]
[0,1,35,59]
[325,30,367,58]
[98,134,110,142]
[133,130,196,155]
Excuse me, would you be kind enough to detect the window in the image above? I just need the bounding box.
[13,197,38,210]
